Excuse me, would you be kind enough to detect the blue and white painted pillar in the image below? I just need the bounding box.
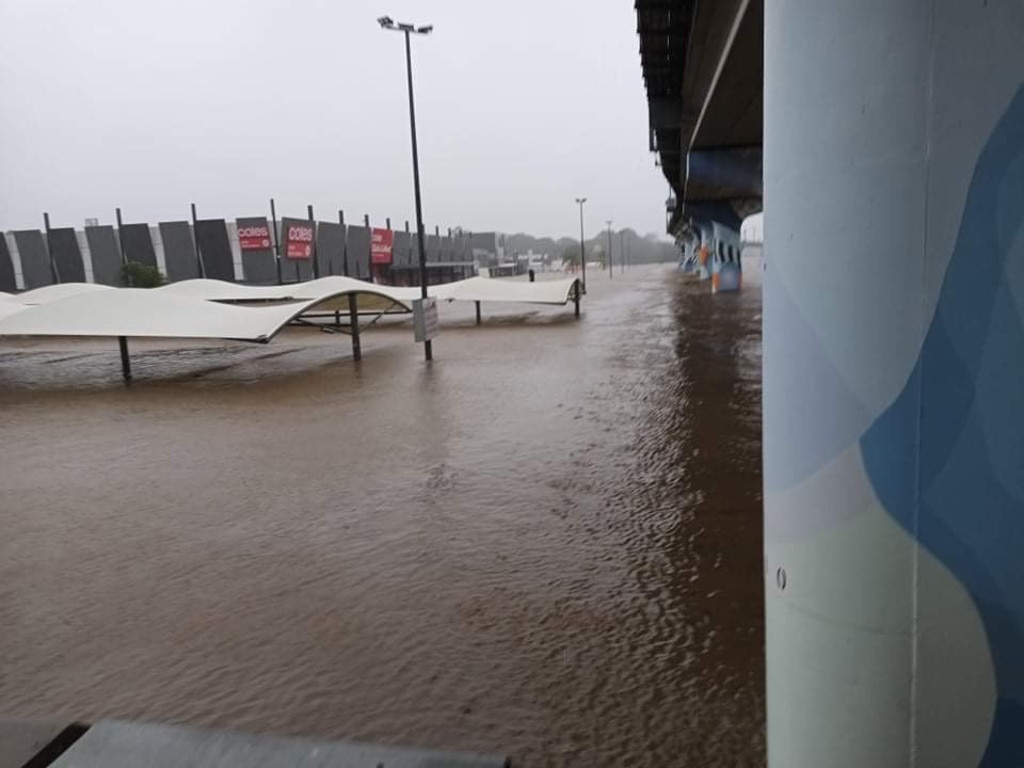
[710,221,742,293]
[765,1,1024,765]
[679,230,699,273]
[696,221,713,280]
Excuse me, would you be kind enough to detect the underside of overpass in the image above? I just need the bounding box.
[636,0,763,240]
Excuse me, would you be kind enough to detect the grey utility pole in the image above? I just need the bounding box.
[575,197,588,292]
[379,15,434,361]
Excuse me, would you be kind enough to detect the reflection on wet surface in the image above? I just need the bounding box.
[0,264,764,766]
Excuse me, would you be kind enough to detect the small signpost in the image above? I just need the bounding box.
[413,297,439,344]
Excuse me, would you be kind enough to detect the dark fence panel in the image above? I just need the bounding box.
[345,225,370,279]
[426,233,441,263]
[86,226,123,285]
[120,223,157,268]
[194,219,234,282]
[0,235,17,292]
[316,221,345,277]
[279,217,314,282]
[236,216,277,284]
[48,228,86,283]
[392,230,412,268]
[13,230,53,289]
[159,221,200,283]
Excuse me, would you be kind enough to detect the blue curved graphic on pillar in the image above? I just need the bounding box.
[862,84,1024,766]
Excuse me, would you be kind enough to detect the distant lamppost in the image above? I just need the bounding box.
[378,15,434,361]
[575,197,588,292]
[606,220,613,279]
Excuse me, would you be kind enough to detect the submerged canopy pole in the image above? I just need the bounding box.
[347,294,362,361]
[475,300,482,326]
[118,336,131,381]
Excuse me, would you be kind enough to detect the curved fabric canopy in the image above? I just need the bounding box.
[0,301,28,321]
[428,276,581,305]
[0,276,581,344]
[13,283,115,305]
[0,289,320,342]
[156,277,414,312]
[157,276,581,307]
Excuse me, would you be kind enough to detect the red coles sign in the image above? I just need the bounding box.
[285,223,315,260]
[238,224,272,251]
[371,228,394,264]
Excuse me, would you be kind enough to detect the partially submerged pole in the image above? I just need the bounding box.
[573,282,581,319]
[118,336,131,381]
[475,300,482,326]
[347,294,361,361]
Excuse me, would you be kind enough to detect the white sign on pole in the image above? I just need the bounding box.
[413,297,439,343]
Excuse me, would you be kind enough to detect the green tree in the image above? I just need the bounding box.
[561,245,580,269]
[120,262,166,288]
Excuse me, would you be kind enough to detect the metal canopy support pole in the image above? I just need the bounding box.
[118,336,132,381]
[339,209,348,277]
[190,203,205,278]
[475,300,482,326]
[574,283,581,319]
[364,214,372,282]
[43,212,58,283]
[347,294,362,361]
[308,204,319,279]
[271,198,282,284]
[115,207,128,266]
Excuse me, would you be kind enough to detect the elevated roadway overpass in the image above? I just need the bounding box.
[637,0,762,243]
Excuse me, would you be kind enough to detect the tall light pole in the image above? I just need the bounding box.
[575,197,588,292]
[606,220,613,279]
[379,15,434,361]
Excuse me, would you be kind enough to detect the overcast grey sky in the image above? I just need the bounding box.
[0,0,670,239]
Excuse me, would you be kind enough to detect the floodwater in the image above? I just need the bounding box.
[0,263,764,766]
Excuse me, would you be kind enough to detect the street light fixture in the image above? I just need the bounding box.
[575,197,588,293]
[379,15,434,361]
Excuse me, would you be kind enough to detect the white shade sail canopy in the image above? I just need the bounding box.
[0,277,581,344]
[11,283,116,305]
[427,276,581,305]
[0,289,318,342]
[156,276,580,307]
[0,300,28,321]
[156,277,414,312]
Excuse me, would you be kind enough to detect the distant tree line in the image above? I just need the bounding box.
[508,229,677,267]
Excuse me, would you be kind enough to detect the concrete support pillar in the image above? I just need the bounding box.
[765,2,1024,766]
[678,231,699,274]
[696,221,713,281]
[709,221,741,294]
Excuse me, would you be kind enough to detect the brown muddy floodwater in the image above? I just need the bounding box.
[0,263,764,766]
